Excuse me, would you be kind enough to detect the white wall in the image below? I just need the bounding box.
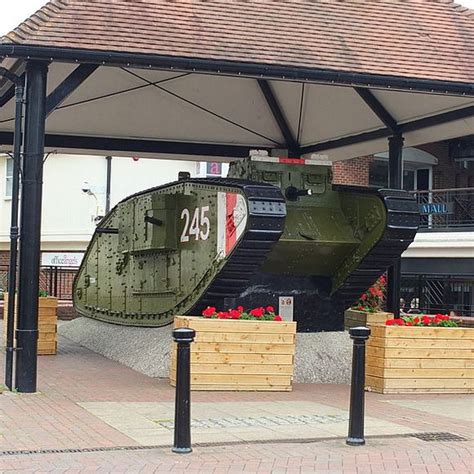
[0,153,201,251]
[110,156,199,207]
[0,154,13,247]
[402,231,474,259]
[42,154,105,247]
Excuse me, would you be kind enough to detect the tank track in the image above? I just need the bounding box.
[333,186,419,308]
[186,178,286,314]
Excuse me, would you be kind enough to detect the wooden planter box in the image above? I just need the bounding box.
[170,315,296,391]
[3,294,58,355]
[366,324,474,394]
[344,309,391,330]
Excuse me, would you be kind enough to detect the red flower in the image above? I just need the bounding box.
[353,275,386,313]
[201,305,291,322]
[250,307,265,318]
[386,318,405,326]
[228,309,241,319]
[386,312,457,328]
[202,306,216,317]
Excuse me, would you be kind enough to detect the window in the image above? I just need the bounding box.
[368,160,388,188]
[369,159,431,191]
[5,157,13,198]
[403,169,415,191]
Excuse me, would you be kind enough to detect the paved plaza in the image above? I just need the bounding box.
[0,324,472,473]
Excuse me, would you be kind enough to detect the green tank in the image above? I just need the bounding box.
[73,156,418,330]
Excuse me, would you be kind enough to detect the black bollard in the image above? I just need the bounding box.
[347,326,371,446]
[172,327,195,454]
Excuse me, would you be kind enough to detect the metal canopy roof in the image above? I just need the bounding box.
[0,0,473,161]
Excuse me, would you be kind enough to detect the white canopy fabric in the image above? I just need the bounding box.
[0,60,472,161]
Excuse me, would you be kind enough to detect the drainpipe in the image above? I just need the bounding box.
[105,155,112,213]
[0,68,24,390]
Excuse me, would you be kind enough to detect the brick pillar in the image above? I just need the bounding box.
[332,156,374,186]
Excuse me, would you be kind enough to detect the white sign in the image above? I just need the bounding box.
[279,296,294,322]
[41,252,84,267]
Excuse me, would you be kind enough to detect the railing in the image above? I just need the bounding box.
[41,266,78,300]
[0,265,78,300]
[401,275,473,317]
[413,187,474,230]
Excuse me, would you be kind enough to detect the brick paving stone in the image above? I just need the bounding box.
[0,328,473,472]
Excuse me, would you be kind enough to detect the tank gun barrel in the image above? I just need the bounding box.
[285,186,313,201]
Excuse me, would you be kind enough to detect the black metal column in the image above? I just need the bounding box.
[388,134,403,189]
[105,155,112,213]
[172,328,195,454]
[5,79,25,390]
[387,134,404,318]
[347,326,371,446]
[15,61,48,393]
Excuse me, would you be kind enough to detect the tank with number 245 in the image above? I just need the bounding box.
[73,155,418,331]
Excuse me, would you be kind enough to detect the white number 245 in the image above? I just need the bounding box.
[180,206,210,242]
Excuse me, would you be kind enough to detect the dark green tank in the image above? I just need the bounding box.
[73,156,418,329]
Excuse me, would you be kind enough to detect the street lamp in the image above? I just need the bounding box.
[81,182,103,223]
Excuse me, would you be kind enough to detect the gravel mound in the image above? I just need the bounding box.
[59,318,173,378]
[59,318,352,383]
[294,332,351,384]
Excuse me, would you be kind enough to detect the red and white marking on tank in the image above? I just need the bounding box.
[217,192,248,260]
[249,156,332,166]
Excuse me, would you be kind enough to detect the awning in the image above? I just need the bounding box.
[0,0,472,161]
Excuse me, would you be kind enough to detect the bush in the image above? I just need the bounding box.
[352,275,386,313]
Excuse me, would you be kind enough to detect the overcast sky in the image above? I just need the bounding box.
[1,0,474,35]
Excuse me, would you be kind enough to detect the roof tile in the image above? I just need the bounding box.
[1,0,473,83]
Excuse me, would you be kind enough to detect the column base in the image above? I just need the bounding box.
[172,446,192,454]
[346,437,366,446]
